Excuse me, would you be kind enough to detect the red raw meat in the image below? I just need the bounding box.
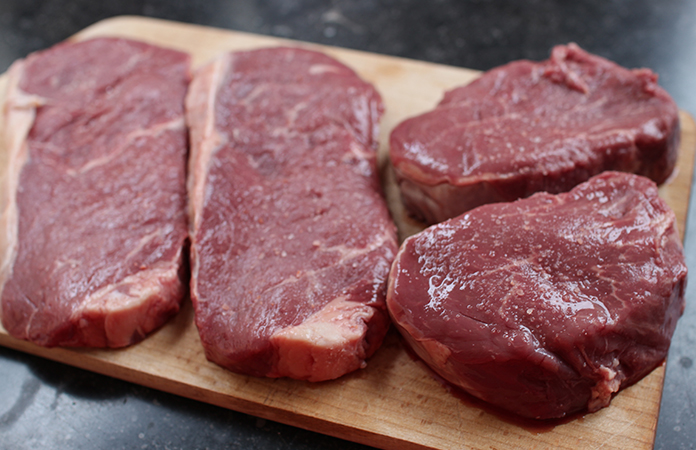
[0,38,190,347]
[390,44,680,224]
[387,171,686,419]
[186,47,398,381]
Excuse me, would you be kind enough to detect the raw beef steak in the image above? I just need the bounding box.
[0,38,190,347]
[390,43,680,224]
[187,47,398,382]
[386,171,686,419]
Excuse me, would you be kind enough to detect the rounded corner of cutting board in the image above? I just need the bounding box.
[74,15,161,36]
[679,110,696,139]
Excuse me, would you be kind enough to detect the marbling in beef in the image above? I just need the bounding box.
[0,38,190,347]
[386,171,687,419]
[186,47,398,382]
[390,44,680,224]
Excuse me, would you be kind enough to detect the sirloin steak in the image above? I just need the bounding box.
[390,43,680,224]
[186,47,398,382]
[386,171,687,419]
[0,38,190,347]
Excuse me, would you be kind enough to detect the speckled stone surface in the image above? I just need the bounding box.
[1,1,695,449]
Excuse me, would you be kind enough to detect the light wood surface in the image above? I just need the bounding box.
[1,16,694,450]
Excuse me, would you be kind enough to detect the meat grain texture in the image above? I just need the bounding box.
[0,38,191,347]
[390,44,681,224]
[187,47,398,382]
[386,172,687,419]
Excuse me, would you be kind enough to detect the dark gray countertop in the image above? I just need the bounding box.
[1,1,695,449]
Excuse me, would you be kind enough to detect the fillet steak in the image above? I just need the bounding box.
[0,38,190,347]
[386,171,686,419]
[186,47,398,382]
[390,43,680,224]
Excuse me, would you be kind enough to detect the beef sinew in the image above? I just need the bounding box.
[386,171,686,419]
[0,38,190,347]
[186,47,398,382]
[390,44,680,224]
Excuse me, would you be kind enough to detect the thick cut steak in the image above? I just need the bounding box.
[0,38,190,347]
[386,172,686,419]
[390,44,680,224]
[187,47,398,382]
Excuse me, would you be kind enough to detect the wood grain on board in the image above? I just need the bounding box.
[1,16,694,450]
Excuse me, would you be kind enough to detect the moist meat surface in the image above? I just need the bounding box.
[0,38,190,347]
[390,44,681,224]
[386,171,687,419]
[186,47,398,382]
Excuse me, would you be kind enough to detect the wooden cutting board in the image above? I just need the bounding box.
[1,16,694,450]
